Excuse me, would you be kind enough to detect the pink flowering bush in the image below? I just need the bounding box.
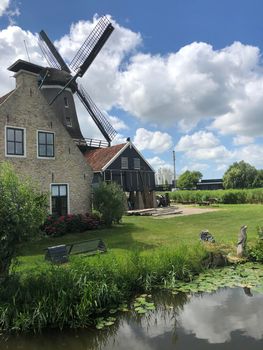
[41,212,101,236]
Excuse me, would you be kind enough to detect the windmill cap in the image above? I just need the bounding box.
[8,59,44,74]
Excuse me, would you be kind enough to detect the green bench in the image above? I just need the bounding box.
[45,238,107,263]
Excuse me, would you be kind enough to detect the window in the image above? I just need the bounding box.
[38,131,54,158]
[64,97,69,108]
[121,157,128,169]
[134,158,140,170]
[51,184,68,216]
[6,127,25,156]
[65,116,72,127]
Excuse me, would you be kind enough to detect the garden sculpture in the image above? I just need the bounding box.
[237,225,247,257]
[200,229,215,243]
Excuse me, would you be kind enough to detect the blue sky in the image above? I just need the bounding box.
[0,0,263,181]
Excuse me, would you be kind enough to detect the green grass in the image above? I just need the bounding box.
[2,204,263,332]
[16,204,263,272]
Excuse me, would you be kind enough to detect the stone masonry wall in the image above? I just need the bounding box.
[0,70,93,214]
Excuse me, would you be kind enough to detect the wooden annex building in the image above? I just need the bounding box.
[84,141,156,210]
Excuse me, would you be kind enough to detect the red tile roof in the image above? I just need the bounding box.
[0,90,14,105]
[84,143,126,171]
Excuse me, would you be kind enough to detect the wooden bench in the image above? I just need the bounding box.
[45,238,107,264]
[45,244,69,264]
[66,238,107,256]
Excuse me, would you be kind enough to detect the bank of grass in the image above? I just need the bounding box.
[1,204,263,332]
[1,245,206,332]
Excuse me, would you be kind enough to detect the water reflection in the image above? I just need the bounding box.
[178,287,263,344]
[1,288,263,350]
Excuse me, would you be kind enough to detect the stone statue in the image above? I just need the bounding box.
[237,225,247,257]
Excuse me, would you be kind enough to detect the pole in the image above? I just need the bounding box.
[173,150,176,188]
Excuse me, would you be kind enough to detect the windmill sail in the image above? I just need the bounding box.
[77,84,117,144]
[70,16,114,76]
[39,30,71,72]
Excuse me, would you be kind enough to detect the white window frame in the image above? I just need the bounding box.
[134,157,140,170]
[5,125,26,158]
[37,130,55,159]
[50,183,70,215]
[121,157,128,169]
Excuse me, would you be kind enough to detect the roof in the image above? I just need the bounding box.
[8,59,44,74]
[84,143,126,171]
[0,90,14,105]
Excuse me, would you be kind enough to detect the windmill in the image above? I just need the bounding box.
[38,16,117,146]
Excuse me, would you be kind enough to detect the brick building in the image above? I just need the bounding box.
[0,60,93,215]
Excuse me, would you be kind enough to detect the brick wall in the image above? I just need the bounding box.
[0,70,93,214]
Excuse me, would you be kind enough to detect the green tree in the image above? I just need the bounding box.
[253,169,263,188]
[223,161,258,189]
[177,170,203,190]
[0,163,47,280]
[93,182,126,227]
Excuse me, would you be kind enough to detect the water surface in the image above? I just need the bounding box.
[2,287,263,350]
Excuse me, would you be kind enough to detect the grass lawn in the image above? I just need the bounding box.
[16,204,263,272]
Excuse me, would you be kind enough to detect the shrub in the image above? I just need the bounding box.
[0,163,47,280]
[41,213,101,236]
[93,182,126,227]
[248,226,263,262]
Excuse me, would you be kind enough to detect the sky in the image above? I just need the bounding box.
[0,0,263,180]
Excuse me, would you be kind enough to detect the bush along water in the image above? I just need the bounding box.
[41,213,101,236]
[0,244,207,333]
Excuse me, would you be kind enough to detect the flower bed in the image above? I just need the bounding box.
[41,213,101,236]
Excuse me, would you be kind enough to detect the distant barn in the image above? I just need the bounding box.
[196,179,223,190]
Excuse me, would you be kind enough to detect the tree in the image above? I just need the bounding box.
[93,182,126,227]
[253,169,263,188]
[177,170,203,190]
[223,161,258,189]
[0,163,48,280]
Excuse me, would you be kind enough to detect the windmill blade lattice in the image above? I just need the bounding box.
[70,16,114,76]
[77,84,117,142]
[39,30,71,72]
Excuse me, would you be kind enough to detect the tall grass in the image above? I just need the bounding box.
[0,244,206,333]
[170,188,263,204]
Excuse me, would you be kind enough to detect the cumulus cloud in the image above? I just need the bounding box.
[1,17,263,150]
[176,131,219,151]
[181,162,209,173]
[0,0,10,16]
[175,131,232,161]
[108,115,128,131]
[0,26,44,95]
[116,41,263,135]
[133,128,173,154]
[146,156,171,170]
[233,135,254,146]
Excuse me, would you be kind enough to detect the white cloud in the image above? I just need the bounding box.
[146,156,172,170]
[176,131,219,152]
[175,131,232,162]
[233,144,263,168]
[233,135,254,146]
[133,128,173,154]
[116,41,263,135]
[0,26,44,96]
[181,162,209,173]
[108,115,128,131]
[0,0,10,16]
